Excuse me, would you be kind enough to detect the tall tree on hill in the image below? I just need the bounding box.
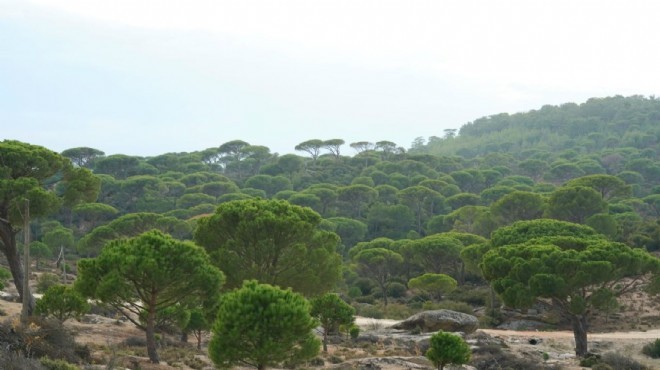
[295,139,324,164]
[0,140,99,314]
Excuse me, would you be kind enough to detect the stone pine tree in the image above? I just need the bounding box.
[480,220,660,357]
[76,230,224,363]
[310,293,355,352]
[0,140,100,314]
[425,331,471,370]
[208,280,320,370]
[194,198,342,296]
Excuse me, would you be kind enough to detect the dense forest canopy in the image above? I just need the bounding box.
[4,95,648,257]
[1,94,659,365]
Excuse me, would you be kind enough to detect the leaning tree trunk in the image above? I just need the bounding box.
[145,307,160,363]
[571,314,589,357]
[0,223,35,314]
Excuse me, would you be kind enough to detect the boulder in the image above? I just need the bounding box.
[391,309,478,334]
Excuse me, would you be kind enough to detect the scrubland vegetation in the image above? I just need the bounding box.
[0,95,659,369]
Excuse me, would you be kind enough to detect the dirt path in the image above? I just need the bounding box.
[482,328,660,340]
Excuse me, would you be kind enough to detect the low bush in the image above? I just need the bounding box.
[641,338,660,358]
[448,286,490,306]
[349,325,360,339]
[354,304,384,319]
[39,357,80,370]
[422,300,474,314]
[600,352,649,370]
[386,282,407,299]
[36,273,60,294]
[382,302,414,320]
[0,350,44,370]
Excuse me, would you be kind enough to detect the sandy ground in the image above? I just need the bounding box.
[1,298,659,369]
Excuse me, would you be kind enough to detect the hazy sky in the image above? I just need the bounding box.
[2,0,659,156]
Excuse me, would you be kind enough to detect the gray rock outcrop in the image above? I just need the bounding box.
[391,309,479,333]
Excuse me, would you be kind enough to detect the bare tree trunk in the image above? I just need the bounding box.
[0,223,35,314]
[571,314,588,357]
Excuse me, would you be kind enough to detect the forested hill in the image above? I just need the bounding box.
[413,95,659,159]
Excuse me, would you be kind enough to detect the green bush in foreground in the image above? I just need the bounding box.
[641,338,660,358]
[425,331,471,370]
[209,280,320,370]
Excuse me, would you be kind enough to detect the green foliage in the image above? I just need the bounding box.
[209,280,320,369]
[76,230,224,363]
[349,324,360,339]
[36,273,61,294]
[490,219,598,247]
[408,273,457,300]
[546,186,608,223]
[481,220,660,356]
[310,293,355,352]
[30,241,52,270]
[386,282,408,298]
[0,267,11,290]
[425,331,471,370]
[353,247,403,306]
[40,357,80,370]
[0,140,100,313]
[35,285,90,322]
[490,191,545,226]
[194,198,342,296]
[641,338,660,358]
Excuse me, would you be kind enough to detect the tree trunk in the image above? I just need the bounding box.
[571,314,588,357]
[196,331,202,350]
[180,331,188,343]
[0,223,35,314]
[145,308,160,363]
[323,328,328,352]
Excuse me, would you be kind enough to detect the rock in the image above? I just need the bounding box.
[391,310,479,334]
[332,356,433,369]
[0,292,19,302]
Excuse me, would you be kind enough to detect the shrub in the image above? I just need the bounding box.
[39,357,80,370]
[8,317,82,364]
[386,282,407,298]
[35,285,90,323]
[349,325,360,339]
[208,281,320,369]
[601,352,649,370]
[347,286,362,298]
[354,304,384,319]
[0,351,44,370]
[425,331,470,370]
[382,302,414,320]
[641,338,660,358]
[36,273,61,294]
[352,278,375,295]
[448,286,490,306]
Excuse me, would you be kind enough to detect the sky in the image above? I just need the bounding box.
[1,0,659,157]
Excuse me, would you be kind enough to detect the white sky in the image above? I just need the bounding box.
[1,0,659,156]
